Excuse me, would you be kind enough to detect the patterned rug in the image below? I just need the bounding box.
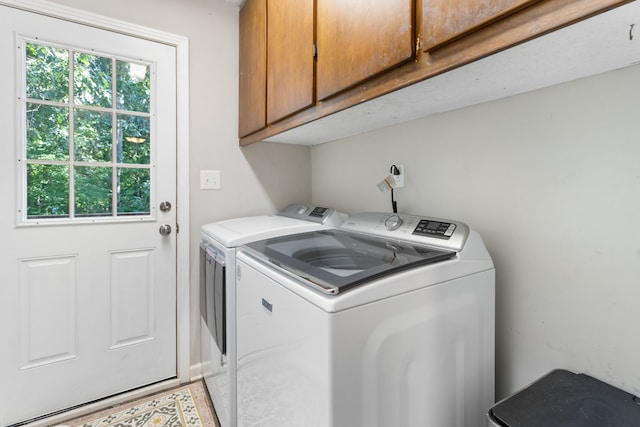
[54,381,219,427]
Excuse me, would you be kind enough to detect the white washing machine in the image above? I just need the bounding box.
[235,212,495,427]
[199,204,346,427]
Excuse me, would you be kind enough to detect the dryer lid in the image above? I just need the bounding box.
[242,229,456,294]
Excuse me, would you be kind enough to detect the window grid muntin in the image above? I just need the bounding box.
[20,38,154,224]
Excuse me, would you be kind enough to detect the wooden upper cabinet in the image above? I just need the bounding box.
[239,0,632,145]
[267,0,315,123]
[420,0,542,52]
[238,0,267,138]
[316,0,415,101]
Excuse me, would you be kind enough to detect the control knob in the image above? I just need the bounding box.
[384,214,403,231]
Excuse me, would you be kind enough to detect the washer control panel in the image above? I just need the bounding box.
[340,212,470,251]
[413,219,456,239]
[384,214,403,231]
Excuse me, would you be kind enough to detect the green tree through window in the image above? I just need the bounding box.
[23,40,152,220]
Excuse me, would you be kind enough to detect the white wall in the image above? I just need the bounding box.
[46,0,312,369]
[311,64,640,400]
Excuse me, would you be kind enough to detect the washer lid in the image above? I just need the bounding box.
[241,229,456,294]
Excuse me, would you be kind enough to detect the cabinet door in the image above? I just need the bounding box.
[238,0,266,138]
[421,0,542,51]
[316,0,415,101]
[267,0,314,123]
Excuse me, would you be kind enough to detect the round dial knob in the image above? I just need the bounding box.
[384,214,403,231]
[297,205,309,215]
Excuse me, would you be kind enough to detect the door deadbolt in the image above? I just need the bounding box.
[159,224,172,236]
[159,201,172,212]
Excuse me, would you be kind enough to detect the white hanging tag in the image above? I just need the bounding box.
[377,174,398,192]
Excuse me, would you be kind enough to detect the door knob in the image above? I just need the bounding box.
[159,224,172,236]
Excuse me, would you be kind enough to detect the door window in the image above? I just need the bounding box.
[20,39,154,223]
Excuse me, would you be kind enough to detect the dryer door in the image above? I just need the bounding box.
[201,244,226,355]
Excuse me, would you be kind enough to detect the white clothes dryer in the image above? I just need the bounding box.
[199,204,346,427]
[236,212,495,427]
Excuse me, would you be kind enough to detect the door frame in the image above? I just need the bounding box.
[0,0,191,423]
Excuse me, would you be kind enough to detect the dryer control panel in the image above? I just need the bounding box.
[340,212,470,251]
[278,204,345,226]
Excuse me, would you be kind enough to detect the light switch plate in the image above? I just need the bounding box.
[200,170,221,190]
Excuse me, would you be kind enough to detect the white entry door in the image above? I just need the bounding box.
[0,6,177,425]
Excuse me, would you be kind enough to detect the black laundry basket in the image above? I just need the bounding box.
[487,369,640,427]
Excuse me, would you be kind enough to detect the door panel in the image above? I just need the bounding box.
[316,0,415,100]
[19,255,77,368]
[109,248,156,348]
[0,6,177,425]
